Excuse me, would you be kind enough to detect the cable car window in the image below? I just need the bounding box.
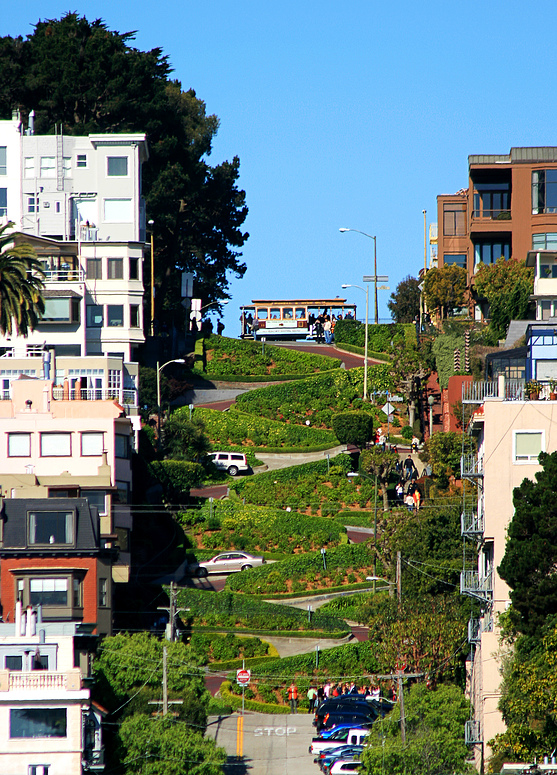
[270,308,281,320]
[256,308,268,320]
[295,308,306,319]
[283,308,293,319]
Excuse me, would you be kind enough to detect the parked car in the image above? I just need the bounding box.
[309,728,370,754]
[196,551,266,576]
[207,451,250,476]
[317,745,364,771]
[326,760,362,774]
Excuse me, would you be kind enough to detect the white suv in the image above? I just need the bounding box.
[207,451,250,476]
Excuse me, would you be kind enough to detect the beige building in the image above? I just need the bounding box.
[461,375,557,768]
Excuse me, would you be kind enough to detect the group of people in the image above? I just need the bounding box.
[396,479,422,512]
[308,312,336,344]
[287,680,397,714]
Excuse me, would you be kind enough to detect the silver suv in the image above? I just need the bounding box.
[207,451,250,476]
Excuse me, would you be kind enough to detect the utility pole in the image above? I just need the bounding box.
[396,551,402,608]
[162,646,168,716]
[157,581,190,642]
[397,667,406,744]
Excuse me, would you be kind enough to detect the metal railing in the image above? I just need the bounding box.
[462,379,525,403]
[52,387,137,406]
[472,209,511,220]
[468,618,481,644]
[465,720,482,745]
[461,455,483,478]
[460,570,492,600]
[42,268,84,282]
[461,508,484,539]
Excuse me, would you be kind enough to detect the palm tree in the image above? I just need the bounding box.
[0,222,45,336]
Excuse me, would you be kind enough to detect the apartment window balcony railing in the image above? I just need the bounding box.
[468,618,481,644]
[52,386,137,406]
[461,454,483,478]
[460,570,493,601]
[8,671,78,691]
[465,720,482,745]
[472,209,511,220]
[461,508,484,539]
[462,379,525,403]
[42,268,84,282]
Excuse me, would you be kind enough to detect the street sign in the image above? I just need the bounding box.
[382,402,395,415]
[236,668,251,685]
[363,275,389,283]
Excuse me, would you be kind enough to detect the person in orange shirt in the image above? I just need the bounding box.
[288,682,298,714]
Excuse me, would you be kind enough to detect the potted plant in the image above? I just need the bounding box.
[550,380,557,401]
[526,379,542,400]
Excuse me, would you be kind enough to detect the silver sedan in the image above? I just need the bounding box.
[196,551,266,576]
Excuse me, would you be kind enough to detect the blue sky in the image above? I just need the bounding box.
[5,1,557,334]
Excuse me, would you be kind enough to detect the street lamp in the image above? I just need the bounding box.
[428,394,435,438]
[156,358,186,448]
[339,228,379,324]
[147,219,155,337]
[342,283,369,401]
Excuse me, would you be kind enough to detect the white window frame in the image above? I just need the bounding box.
[24,157,36,178]
[40,432,71,457]
[513,429,545,463]
[8,433,31,457]
[40,157,56,178]
[81,432,104,457]
[107,156,129,177]
[103,198,133,223]
[76,153,87,168]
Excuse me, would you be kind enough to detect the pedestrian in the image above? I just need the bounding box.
[217,320,225,336]
[413,487,421,512]
[190,316,198,337]
[412,435,419,453]
[395,481,404,503]
[379,431,386,452]
[323,316,332,344]
[307,686,317,713]
[404,455,414,481]
[405,492,414,512]
[288,682,298,714]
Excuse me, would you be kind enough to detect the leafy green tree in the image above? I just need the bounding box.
[423,264,467,319]
[332,412,374,448]
[419,431,475,488]
[0,223,44,335]
[474,257,534,340]
[360,447,399,511]
[498,451,557,637]
[361,684,473,775]
[388,275,421,324]
[163,413,211,461]
[117,713,226,775]
[0,14,248,327]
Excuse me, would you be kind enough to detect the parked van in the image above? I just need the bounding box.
[309,728,370,755]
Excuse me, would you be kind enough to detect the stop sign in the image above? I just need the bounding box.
[236,668,251,685]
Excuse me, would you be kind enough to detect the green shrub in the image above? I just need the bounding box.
[148,460,204,498]
[219,681,290,714]
[332,412,374,447]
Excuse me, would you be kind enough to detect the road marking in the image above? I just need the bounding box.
[253,726,297,736]
[236,715,244,757]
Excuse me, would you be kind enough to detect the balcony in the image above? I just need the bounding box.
[462,379,525,403]
[468,618,481,644]
[460,570,493,601]
[461,508,484,539]
[52,387,137,408]
[465,720,482,745]
[461,454,483,478]
[42,268,84,282]
[8,671,81,691]
[472,209,511,221]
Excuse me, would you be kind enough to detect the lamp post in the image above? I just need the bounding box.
[339,228,378,324]
[147,219,155,336]
[156,358,186,448]
[342,283,369,401]
[428,394,435,438]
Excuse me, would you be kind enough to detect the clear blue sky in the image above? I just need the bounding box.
[5,1,557,334]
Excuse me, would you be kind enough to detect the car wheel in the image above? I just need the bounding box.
[240,564,252,571]
[196,567,208,578]
[227,465,239,476]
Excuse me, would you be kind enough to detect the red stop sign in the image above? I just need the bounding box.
[236,669,251,685]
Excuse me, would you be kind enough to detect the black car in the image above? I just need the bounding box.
[315,709,378,732]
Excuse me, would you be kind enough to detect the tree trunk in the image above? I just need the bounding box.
[381,482,390,511]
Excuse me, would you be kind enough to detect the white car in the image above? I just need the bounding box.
[328,761,362,774]
[196,551,266,576]
[207,451,250,476]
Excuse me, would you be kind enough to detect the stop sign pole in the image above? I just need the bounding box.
[236,663,251,715]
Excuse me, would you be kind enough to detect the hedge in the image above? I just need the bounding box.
[193,406,339,449]
[219,680,290,714]
[332,412,374,447]
[179,501,347,554]
[175,588,350,633]
[334,320,415,352]
[200,370,341,383]
[148,459,205,497]
[225,543,377,595]
[198,335,341,378]
[250,640,381,679]
[190,626,349,639]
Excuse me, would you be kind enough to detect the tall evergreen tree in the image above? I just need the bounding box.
[0,14,248,329]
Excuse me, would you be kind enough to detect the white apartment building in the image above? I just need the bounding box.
[0,604,104,774]
[0,113,148,365]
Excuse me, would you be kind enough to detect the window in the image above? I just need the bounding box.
[6,655,22,670]
[73,577,82,607]
[108,369,121,394]
[256,308,268,320]
[270,308,280,320]
[474,239,511,265]
[40,432,71,457]
[115,434,130,459]
[107,305,124,327]
[87,304,103,327]
[27,196,39,214]
[130,305,140,328]
[41,297,79,324]
[295,307,306,319]
[540,263,557,279]
[282,307,293,319]
[514,430,544,462]
[40,157,56,178]
[29,765,50,775]
[104,198,132,223]
[8,433,31,457]
[533,233,557,251]
[108,257,123,279]
[29,511,74,544]
[443,203,467,234]
[76,153,87,168]
[87,257,102,279]
[10,708,66,738]
[129,257,139,279]
[83,490,107,515]
[24,157,36,178]
[116,480,129,504]
[107,156,128,176]
[81,432,104,456]
[533,170,557,214]
[0,146,6,175]
[29,578,68,605]
[473,183,510,219]
[0,188,6,217]
[99,578,108,607]
[443,254,467,269]
[63,157,71,177]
